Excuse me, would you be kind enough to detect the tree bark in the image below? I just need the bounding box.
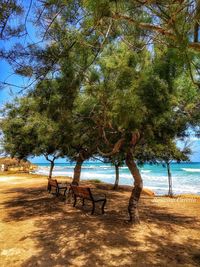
[113,164,119,190]
[72,157,84,185]
[167,162,173,197]
[194,1,200,42]
[49,160,55,179]
[194,22,199,43]
[126,151,143,223]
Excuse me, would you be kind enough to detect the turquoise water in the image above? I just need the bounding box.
[32,161,200,195]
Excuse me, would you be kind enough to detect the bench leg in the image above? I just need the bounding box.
[82,198,85,206]
[56,188,59,196]
[102,199,106,214]
[47,184,51,193]
[73,196,77,207]
[64,188,67,196]
[91,202,95,215]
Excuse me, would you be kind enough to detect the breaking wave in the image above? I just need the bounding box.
[182,168,200,173]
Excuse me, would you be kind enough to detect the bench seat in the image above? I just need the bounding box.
[48,178,68,196]
[70,185,106,214]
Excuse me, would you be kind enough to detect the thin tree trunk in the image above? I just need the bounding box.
[194,22,199,42]
[126,151,143,223]
[194,1,200,42]
[72,157,84,185]
[113,164,119,190]
[167,162,173,197]
[49,160,55,179]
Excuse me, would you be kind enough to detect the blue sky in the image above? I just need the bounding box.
[0,60,24,105]
[0,1,38,106]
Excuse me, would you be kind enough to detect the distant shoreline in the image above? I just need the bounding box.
[1,172,200,199]
[29,161,200,196]
[30,161,200,164]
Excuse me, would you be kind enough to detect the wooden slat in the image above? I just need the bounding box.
[48,179,58,187]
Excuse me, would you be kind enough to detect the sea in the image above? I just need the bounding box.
[32,161,200,196]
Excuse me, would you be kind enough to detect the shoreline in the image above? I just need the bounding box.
[29,161,200,196]
[1,172,200,199]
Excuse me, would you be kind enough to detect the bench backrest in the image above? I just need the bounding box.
[71,185,93,200]
[48,178,58,187]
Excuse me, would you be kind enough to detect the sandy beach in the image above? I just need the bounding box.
[0,173,200,267]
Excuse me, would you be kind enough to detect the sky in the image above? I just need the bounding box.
[0,60,24,104]
[0,1,38,106]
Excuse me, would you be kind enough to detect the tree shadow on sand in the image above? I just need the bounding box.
[2,186,200,267]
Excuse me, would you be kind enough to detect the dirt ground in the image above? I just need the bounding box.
[0,173,200,267]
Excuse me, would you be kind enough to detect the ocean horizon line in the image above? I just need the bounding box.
[31,161,200,164]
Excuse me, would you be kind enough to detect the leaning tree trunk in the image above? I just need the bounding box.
[113,164,120,190]
[126,152,143,223]
[49,160,55,179]
[72,157,84,185]
[167,162,173,197]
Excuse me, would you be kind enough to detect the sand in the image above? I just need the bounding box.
[0,173,200,267]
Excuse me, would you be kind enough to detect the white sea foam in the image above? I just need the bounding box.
[35,167,168,182]
[34,164,200,195]
[99,165,112,168]
[142,185,200,195]
[62,165,114,170]
[182,168,200,173]
[141,170,151,173]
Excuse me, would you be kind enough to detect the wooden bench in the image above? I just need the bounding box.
[70,185,106,214]
[47,178,68,196]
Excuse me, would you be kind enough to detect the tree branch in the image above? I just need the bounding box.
[98,138,125,157]
[111,12,200,51]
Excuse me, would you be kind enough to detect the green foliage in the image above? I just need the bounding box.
[15,66,33,77]
[1,0,200,173]
[1,98,37,159]
[80,42,199,164]
[1,78,73,160]
[0,0,24,40]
